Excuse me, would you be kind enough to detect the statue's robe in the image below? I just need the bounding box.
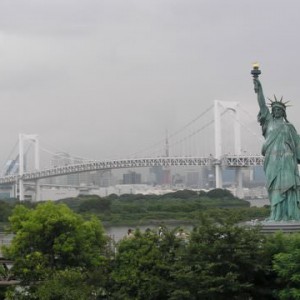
[258,106,300,220]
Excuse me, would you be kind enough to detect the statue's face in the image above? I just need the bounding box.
[272,106,285,119]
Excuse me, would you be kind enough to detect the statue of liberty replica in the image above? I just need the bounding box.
[252,63,300,221]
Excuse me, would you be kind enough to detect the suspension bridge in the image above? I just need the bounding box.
[0,100,264,201]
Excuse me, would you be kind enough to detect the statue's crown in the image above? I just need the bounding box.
[268,95,290,110]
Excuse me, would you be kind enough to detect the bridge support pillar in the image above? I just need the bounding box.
[18,133,39,202]
[35,180,40,202]
[215,165,223,189]
[13,182,18,199]
[19,179,24,201]
[235,168,244,199]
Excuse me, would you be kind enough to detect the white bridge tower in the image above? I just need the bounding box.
[214,100,243,198]
[19,133,40,201]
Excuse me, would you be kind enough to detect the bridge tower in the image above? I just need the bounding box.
[214,100,243,197]
[19,134,40,201]
[164,130,171,185]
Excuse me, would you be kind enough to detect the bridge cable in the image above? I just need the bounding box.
[128,104,214,157]
[39,146,94,165]
[168,104,214,139]
[239,105,259,122]
[39,139,94,162]
[227,110,264,143]
[168,109,228,151]
[168,118,215,150]
[0,141,18,175]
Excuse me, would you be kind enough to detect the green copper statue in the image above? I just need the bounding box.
[252,64,300,221]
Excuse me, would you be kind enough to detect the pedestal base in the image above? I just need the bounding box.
[245,220,300,234]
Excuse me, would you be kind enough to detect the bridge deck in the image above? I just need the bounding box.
[0,155,264,184]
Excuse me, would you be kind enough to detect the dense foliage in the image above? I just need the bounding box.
[1,200,300,299]
[2,202,110,299]
[0,189,269,227]
[57,189,269,225]
[272,233,300,299]
[110,222,269,300]
[0,189,280,298]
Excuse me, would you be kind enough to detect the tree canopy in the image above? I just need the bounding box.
[3,201,110,299]
[2,196,300,299]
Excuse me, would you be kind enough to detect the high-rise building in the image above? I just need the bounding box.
[186,171,200,188]
[123,171,142,184]
[48,152,79,186]
[46,153,116,187]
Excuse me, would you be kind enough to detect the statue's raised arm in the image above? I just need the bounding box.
[253,78,268,111]
[251,64,270,125]
[251,63,268,112]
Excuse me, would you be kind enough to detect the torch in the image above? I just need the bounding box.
[251,62,261,79]
[251,62,261,93]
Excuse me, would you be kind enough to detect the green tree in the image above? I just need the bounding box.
[78,196,111,213]
[171,218,272,299]
[206,188,235,199]
[3,201,110,299]
[162,189,198,199]
[110,228,184,299]
[272,233,300,299]
[0,200,14,222]
[35,268,99,300]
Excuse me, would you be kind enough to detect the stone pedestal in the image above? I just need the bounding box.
[245,220,300,234]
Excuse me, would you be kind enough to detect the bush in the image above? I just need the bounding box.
[206,188,234,199]
[78,196,111,213]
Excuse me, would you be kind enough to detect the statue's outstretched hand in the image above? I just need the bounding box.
[253,78,261,94]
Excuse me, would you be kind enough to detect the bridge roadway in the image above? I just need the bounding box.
[0,155,264,185]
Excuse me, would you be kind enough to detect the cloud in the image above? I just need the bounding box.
[0,0,300,167]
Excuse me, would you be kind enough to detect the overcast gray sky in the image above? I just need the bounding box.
[1,0,300,165]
